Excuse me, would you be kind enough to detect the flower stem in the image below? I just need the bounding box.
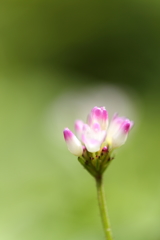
[96,176,113,240]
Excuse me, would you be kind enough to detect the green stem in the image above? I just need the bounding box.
[96,176,113,240]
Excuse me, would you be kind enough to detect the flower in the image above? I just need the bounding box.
[63,107,133,155]
[63,128,83,156]
[63,106,133,176]
[106,114,133,149]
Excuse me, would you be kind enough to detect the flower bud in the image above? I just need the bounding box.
[87,106,108,130]
[63,128,83,156]
[106,115,133,148]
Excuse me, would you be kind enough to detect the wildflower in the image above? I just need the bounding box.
[63,106,133,176]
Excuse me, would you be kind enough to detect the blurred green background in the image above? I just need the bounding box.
[0,1,160,239]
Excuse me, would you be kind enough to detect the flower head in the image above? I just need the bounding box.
[63,106,133,177]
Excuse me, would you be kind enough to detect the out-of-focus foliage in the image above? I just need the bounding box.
[0,1,160,240]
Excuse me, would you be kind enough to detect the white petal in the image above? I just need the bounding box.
[74,120,84,141]
[106,115,133,149]
[111,132,128,148]
[67,136,83,156]
[81,124,106,152]
[84,139,101,152]
[63,128,83,156]
[107,114,124,137]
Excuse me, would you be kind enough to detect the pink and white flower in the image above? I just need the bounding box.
[63,128,83,156]
[106,114,133,148]
[87,106,108,130]
[63,107,133,156]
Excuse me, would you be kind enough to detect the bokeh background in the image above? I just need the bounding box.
[0,1,160,240]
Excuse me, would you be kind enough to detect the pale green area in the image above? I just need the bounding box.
[0,1,160,239]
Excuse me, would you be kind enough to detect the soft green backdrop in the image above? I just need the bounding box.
[0,1,160,239]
